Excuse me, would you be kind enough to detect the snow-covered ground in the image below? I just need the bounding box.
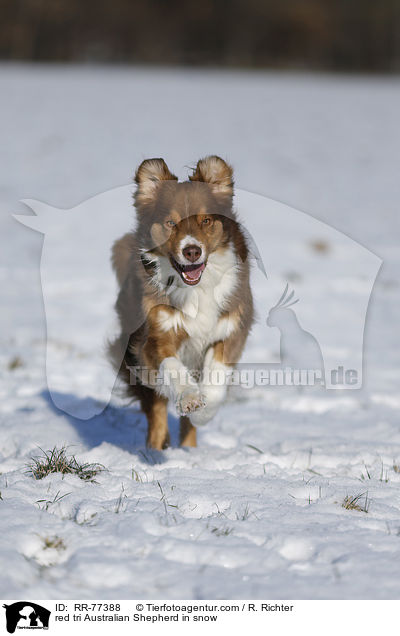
[1,64,400,599]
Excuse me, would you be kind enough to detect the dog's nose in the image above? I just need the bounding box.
[182,244,202,262]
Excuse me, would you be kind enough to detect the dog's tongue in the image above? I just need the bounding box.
[185,263,205,280]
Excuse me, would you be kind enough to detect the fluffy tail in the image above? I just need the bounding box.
[111,233,136,286]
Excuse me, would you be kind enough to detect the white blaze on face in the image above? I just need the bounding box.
[179,235,204,261]
[178,235,204,262]
[168,234,206,284]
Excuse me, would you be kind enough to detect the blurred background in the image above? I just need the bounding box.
[1,0,400,71]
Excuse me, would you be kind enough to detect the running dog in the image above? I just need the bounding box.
[109,156,253,449]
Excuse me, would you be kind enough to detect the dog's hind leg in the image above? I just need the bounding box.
[179,416,197,447]
[141,388,170,450]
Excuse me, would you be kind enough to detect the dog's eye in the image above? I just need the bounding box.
[165,220,176,228]
[202,217,211,225]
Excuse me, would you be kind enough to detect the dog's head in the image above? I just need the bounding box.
[134,156,246,287]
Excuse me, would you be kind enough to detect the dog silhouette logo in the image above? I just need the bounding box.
[2,602,51,633]
[13,184,381,415]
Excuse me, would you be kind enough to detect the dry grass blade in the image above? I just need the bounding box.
[28,446,105,482]
[342,492,370,513]
[246,444,264,454]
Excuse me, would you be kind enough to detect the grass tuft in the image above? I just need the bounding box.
[360,461,389,483]
[342,492,370,513]
[28,446,105,482]
[42,536,66,551]
[114,484,128,513]
[35,490,70,511]
[211,526,233,536]
[360,463,372,480]
[8,356,24,370]
[236,503,251,521]
[132,468,148,482]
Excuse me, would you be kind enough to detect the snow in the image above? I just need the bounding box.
[1,63,400,599]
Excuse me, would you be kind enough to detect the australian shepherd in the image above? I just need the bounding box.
[109,156,253,449]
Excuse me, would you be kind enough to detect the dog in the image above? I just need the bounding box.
[109,156,253,449]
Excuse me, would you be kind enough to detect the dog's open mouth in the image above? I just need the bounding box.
[170,256,206,285]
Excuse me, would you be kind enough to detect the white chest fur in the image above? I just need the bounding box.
[156,245,239,369]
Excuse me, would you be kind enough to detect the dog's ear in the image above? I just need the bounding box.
[135,158,177,206]
[189,156,234,198]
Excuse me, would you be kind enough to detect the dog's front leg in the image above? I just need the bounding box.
[189,345,233,426]
[189,323,250,427]
[140,312,206,418]
[157,356,205,416]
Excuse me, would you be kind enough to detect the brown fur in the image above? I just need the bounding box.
[109,156,253,449]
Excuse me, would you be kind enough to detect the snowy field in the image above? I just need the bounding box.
[1,64,400,599]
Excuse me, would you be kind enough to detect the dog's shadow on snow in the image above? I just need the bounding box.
[41,390,182,465]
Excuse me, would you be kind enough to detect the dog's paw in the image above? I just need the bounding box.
[189,403,219,426]
[176,389,206,415]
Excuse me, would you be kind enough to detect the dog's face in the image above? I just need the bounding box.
[135,156,237,287]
